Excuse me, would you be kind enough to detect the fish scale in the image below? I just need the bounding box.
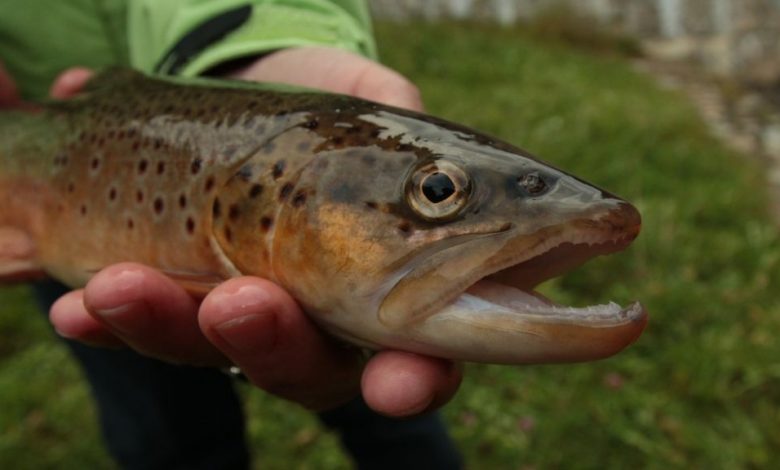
[0,69,647,364]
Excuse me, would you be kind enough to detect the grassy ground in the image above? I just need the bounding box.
[2,22,780,468]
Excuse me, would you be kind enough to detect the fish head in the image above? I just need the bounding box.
[218,106,646,364]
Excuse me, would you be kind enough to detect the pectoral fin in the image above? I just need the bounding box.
[0,227,43,281]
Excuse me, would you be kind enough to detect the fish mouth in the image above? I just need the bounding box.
[379,201,647,364]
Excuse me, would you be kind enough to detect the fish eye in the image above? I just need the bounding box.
[407,161,471,221]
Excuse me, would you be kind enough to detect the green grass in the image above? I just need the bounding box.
[2,22,780,468]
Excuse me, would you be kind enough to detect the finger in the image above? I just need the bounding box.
[233,47,424,111]
[0,62,21,107]
[361,351,463,417]
[49,67,93,99]
[50,289,124,348]
[199,277,362,410]
[83,262,225,365]
[349,64,424,111]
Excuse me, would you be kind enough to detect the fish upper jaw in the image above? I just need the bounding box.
[374,200,647,364]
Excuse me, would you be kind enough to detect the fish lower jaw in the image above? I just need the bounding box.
[463,279,644,326]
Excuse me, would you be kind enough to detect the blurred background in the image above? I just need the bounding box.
[2,1,780,468]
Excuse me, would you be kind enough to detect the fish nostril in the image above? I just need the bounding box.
[517,172,548,196]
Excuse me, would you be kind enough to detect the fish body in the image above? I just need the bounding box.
[0,69,646,364]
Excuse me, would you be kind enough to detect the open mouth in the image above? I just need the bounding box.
[383,201,648,364]
[464,238,646,326]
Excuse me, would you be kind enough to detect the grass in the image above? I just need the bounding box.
[2,21,780,468]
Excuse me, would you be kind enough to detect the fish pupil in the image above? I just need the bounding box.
[422,172,456,203]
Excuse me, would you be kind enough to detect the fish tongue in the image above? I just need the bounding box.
[465,279,556,311]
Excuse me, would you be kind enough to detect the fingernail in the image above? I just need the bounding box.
[215,313,277,354]
[94,301,148,335]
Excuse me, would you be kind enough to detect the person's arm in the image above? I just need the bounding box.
[43,1,459,415]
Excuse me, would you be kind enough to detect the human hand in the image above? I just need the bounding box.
[47,48,463,415]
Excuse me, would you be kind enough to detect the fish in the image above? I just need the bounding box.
[0,68,647,364]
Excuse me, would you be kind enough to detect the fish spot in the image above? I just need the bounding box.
[397,221,413,236]
[292,191,307,208]
[191,158,202,174]
[279,183,293,201]
[179,194,187,209]
[136,190,144,203]
[365,201,378,210]
[127,218,134,229]
[224,227,233,243]
[80,205,87,216]
[212,198,222,218]
[205,177,215,192]
[117,130,126,140]
[156,162,165,175]
[236,165,253,181]
[185,217,195,234]
[67,183,75,193]
[249,184,263,198]
[138,160,148,174]
[332,136,344,146]
[272,161,285,179]
[228,204,240,221]
[132,141,141,151]
[303,118,319,129]
[153,198,164,214]
[109,188,117,201]
[260,216,273,232]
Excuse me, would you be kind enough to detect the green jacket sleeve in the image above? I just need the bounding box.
[127,0,377,76]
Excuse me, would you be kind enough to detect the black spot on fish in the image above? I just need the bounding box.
[292,191,307,208]
[279,183,293,201]
[67,182,75,193]
[191,158,202,174]
[127,218,134,229]
[212,198,222,218]
[80,205,87,216]
[249,184,263,198]
[186,217,195,234]
[153,198,164,214]
[365,201,378,210]
[90,158,100,170]
[138,160,148,174]
[179,194,187,208]
[260,216,273,232]
[224,227,233,243]
[236,165,253,181]
[156,161,165,175]
[109,188,117,201]
[132,141,140,151]
[205,177,215,192]
[136,190,144,203]
[397,221,413,236]
[272,161,285,179]
[303,118,319,130]
[228,204,240,221]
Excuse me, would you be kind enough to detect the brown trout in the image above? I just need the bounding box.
[0,69,646,364]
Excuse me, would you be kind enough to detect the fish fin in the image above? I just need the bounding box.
[157,270,225,299]
[0,227,44,281]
